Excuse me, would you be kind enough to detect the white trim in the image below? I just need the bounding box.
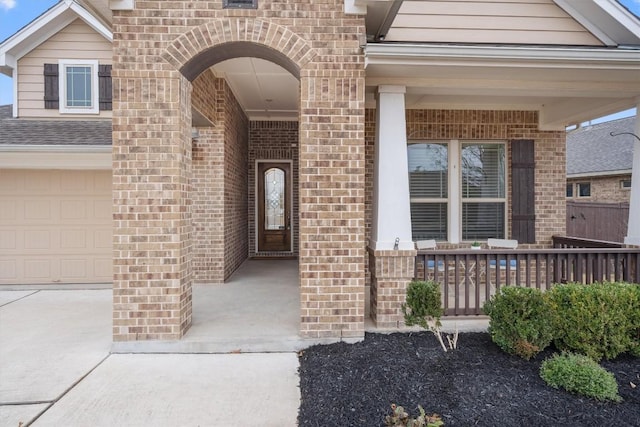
[12,66,18,117]
[554,0,616,46]
[254,159,294,254]
[567,169,632,178]
[0,145,111,169]
[58,59,100,115]
[365,44,640,69]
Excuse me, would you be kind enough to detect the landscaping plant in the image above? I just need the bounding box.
[547,282,640,361]
[402,280,457,352]
[482,286,554,359]
[384,404,444,427]
[540,352,622,402]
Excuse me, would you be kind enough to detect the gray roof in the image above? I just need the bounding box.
[0,105,112,146]
[566,116,636,176]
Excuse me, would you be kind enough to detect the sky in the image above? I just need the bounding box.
[0,0,639,123]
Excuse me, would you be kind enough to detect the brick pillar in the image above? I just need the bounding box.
[298,69,366,341]
[369,249,416,328]
[112,70,193,341]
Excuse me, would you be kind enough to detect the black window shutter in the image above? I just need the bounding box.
[511,139,536,243]
[43,63,59,109]
[98,64,112,111]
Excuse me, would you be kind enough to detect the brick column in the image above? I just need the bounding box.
[369,249,416,328]
[112,70,193,342]
[298,69,366,341]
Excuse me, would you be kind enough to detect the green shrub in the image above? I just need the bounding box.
[540,352,622,402]
[547,282,640,361]
[402,280,443,329]
[482,286,554,359]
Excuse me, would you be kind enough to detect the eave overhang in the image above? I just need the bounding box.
[365,43,640,130]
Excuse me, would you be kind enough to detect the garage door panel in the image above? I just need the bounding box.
[61,229,87,249]
[94,229,112,249]
[24,200,52,220]
[24,259,52,280]
[0,170,112,284]
[0,200,17,220]
[94,259,112,279]
[60,171,89,192]
[25,170,55,192]
[0,260,17,280]
[61,259,87,279]
[0,230,16,250]
[61,200,87,220]
[24,230,51,250]
[94,199,111,220]
[0,170,25,193]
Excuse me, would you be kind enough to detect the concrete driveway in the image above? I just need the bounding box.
[0,287,300,427]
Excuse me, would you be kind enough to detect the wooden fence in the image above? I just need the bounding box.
[566,201,629,242]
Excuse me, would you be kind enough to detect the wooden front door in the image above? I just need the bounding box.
[258,162,291,252]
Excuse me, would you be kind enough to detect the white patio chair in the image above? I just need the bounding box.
[487,238,518,268]
[415,239,446,272]
[487,239,518,285]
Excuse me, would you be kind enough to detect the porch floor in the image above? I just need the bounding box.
[113,259,307,353]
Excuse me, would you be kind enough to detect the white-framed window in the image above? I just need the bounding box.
[566,183,574,198]
[408,140,506,242]
[621,179,631,190]
[58,59,99,114]
[577,182,591,197]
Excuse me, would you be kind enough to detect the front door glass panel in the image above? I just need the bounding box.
[264,168,285,230]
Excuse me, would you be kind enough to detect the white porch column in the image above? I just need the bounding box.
[371,85,413,250]
[624,100,640,245]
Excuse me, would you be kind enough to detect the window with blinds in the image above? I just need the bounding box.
[461,143,505,240]
[408,143,448,240]
[408,141,506,242]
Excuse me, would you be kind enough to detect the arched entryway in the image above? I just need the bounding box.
[112,15,366,346]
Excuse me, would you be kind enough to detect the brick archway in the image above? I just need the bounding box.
[161,18,317,81]
[113,10,366,345]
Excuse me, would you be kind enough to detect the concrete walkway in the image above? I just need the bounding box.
[0,274,300,426]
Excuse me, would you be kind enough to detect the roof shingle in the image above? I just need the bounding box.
[566,116,636,176]
[0,104,112,146]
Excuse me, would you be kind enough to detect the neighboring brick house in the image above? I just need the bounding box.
[566,116,635,203]
[1,0,640,345]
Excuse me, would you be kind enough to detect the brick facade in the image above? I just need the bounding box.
[365,109,566,326]
[112,1,366,341]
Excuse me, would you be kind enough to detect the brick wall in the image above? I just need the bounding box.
[248,121,299,257]
[113,1,366,341]
[567,174,632,203]
[223,83,249,280]
[192,71,225,283]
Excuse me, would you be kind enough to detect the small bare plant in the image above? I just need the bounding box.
[385,403,444,427]
[402,280,458,352]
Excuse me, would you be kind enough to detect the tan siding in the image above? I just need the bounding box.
[385,0,603,46]
[16,19,112,119]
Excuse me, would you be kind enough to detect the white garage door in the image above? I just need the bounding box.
[0,169,112,285]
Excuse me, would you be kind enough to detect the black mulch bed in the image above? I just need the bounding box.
[297,332,640,426]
